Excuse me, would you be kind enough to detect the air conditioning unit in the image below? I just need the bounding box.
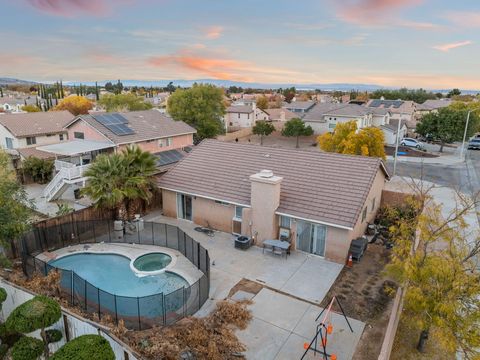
[279,227,291,241]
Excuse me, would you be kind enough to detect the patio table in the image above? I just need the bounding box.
[263,239,291,258]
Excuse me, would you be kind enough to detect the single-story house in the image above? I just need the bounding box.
[223,104,269,131]
[302,103,375,134]
[415,99,452,116]
[0,111,73,150]
[264,108,297,122]
[381,119,408,145]
[157,140,389,264]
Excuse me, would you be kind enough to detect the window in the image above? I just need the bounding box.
[159,137,173,147]
[362,206,367,222]
[234,206,244,220]
[74,132,84,139]
[5,137,13,150]
[279,215,291,229]
[238,113,240,118]
[26,137,36,145]
[371,197,376,212]
[59,134,64,141]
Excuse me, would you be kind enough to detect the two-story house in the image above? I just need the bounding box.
[223,104,269,131]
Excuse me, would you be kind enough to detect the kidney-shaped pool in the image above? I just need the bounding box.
[49,253,188,297]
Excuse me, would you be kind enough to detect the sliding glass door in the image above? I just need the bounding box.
[296,220,326,257]
[177,193,192,221]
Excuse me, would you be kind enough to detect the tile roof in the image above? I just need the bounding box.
[0,111,73,137]
[303,103,371,122]
[70,110,196,145]
[16,147,55,160]
[416,99,452,111]
[226,105,254,114]
[264,108,297,121]
[283,101,315,111]
[157,140,388,229]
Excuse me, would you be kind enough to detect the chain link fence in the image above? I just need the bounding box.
[19,220,210,330]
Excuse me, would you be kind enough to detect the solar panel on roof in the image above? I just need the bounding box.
[156,149,185,167]
[92,113,134,136]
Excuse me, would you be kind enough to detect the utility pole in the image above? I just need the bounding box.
[393,114,403,176]
[460,107,480,159]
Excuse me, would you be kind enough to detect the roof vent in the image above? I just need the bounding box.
[259,169,274,178]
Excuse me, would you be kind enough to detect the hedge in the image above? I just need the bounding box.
[46,329,63,343]
[50,335,115,360]
[5,295,61,333]
[10,336,43,360]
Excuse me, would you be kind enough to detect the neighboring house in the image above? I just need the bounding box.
[381,119,408,146]
[223,104,269,131]
[157,140,389,264]
[264,108,297,122]
[370,107,391,127]
[302,103,376,134]
[415,99,452,116]
[0,96,38,113]
[0,111,73,150]
[365,99,417,129]
[65,110,195,154]
[282,101,315,115]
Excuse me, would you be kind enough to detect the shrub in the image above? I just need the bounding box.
[0,288,7,307]
[22,157,54,184]
[10,336,43,360]
[46,329,63,343]
[0,343,8,359]
[5,295,61,334]
[50,334,115,360]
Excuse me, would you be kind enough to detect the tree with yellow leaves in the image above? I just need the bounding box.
[387,184,480,358]
[317,120,386,159]
[53,95,92,116]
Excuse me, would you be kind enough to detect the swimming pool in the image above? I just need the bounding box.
[49,253,188,297]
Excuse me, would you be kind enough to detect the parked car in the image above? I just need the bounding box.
[468,138,480,150]
[401,137,425,150]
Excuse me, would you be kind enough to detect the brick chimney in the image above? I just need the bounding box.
[249,169,282,244]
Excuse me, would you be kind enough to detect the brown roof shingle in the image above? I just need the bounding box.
[158,140,388,229]
[71,110,196,145]
[0,111,73,137]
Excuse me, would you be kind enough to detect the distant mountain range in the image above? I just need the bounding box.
[1,77,479,94]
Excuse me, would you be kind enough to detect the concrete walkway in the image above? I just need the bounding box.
[236,288,364,360]
[145,214,343,315]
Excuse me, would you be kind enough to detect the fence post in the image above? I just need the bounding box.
[84,281,87,310]
[114,295,118,325]
[97,287,101,320]
[71,271,74,305]
[137,297,141,331]
[108,220,111,243]
[183,287,186,317]
[151,222,154,245]
[162,293,166,325]
[92,220,96,243]
[165,224,168,248]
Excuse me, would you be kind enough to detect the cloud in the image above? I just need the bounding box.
[147,50,298,82]
[432,40,472,52]
[397,20,441,30]
[24,0,133,17]
[444,11,480,28]
[335,0,423,26]
[204,26,223,39]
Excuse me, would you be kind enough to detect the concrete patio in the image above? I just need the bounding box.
[236,288,364,360]
[145,214,343,314]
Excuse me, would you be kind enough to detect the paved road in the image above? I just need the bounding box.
[386,150,480,195]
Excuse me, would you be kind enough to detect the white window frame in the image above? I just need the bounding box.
[279,215,291,229]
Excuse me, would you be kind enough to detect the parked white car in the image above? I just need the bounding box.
[400,137,425,150]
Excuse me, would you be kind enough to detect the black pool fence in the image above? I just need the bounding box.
[18,220,210,331]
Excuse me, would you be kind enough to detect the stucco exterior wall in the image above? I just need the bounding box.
[68,120,109,142]
[225,112,254,129]
[324,226,352,263]
[192,196,235,232]
[161,189,177,218]
[0,125,19,149]
[17,133,67,148]
[117,133,193,153]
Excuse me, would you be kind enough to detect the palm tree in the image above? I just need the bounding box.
[82,146,157,220]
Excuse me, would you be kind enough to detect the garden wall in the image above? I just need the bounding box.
[0,279,140,360]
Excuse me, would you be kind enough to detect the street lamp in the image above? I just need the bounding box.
[460,107,480,159]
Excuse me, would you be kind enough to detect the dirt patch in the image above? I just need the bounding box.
[385,145,438,158]
[319,242,395,360]
[226,130,319,150]
[228,278,263,298]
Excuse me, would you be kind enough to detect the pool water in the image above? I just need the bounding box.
[49,253,188,297]
[133,253,172,272]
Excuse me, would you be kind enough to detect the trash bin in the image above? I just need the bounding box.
[73,188,81,200]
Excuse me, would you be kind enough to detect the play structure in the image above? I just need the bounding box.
[300,296,354,360]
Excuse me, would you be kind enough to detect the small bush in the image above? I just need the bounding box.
[0,343,8,359]
[10,336,43,360]
[46,329,63,343]
[5,295,61,334]
[0,288,7,305]
[50,334,115,360]
[22,156,54,184]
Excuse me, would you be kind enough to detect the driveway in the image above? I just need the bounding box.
[236,288,364,360]
[145,214,343,315]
